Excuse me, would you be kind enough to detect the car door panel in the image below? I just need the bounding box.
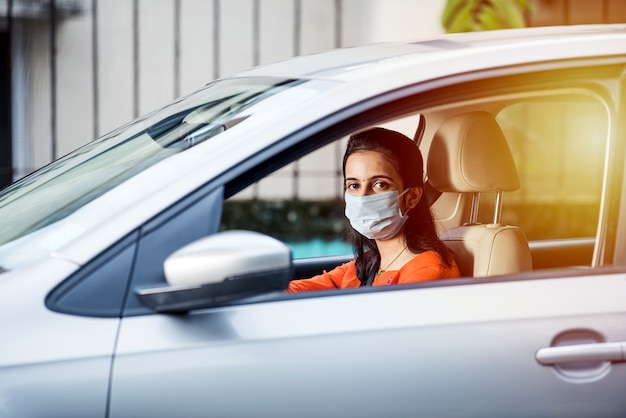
[109,271,626,417]
[529,239,595,270]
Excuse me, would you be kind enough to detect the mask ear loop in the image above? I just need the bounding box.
[398,187,420,216]
[396,189,410,217]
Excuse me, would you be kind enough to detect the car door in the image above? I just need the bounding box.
[108,269,626,417]
[108,65,626,417]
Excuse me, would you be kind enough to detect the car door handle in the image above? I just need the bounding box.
[536,342,626,365]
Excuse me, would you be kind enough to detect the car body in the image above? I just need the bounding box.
[2,24,626,417]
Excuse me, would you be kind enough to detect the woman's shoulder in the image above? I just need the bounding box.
[400,250,461,279]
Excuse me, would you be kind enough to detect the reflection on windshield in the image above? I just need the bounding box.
[0,77,303,247]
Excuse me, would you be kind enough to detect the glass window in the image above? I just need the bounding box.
[478,97,608,241]
[221,138,350,259]
[0,77,327,248]
[220,114,424,258]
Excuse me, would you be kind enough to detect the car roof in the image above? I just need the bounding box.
[237,24,626,82]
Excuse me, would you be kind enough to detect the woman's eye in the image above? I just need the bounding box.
[346,183,359,190]
[374,181,388,190]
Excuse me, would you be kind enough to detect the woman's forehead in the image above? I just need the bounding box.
[345,151,402,181]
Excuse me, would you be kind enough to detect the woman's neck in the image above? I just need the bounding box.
[376,237,412,272]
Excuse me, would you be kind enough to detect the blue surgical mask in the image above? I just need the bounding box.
[344,190,409,240]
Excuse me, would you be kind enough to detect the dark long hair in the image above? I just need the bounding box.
[343,127,455,286]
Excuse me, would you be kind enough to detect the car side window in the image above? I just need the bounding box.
[219,115,423,259]
[481,99,608,242]
[220,139,350,259]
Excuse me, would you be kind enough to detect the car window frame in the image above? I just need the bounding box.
[603,67,626,266]
[110,58,626,317]
[224,62,623,256]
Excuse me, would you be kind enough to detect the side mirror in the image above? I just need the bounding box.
[138,230,292,313]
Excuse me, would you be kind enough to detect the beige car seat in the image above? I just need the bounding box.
[427,111,532,277]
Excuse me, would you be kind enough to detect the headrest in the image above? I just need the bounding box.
[427,111,519,193]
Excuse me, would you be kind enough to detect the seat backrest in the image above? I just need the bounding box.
[438,223,532,277]
[427,111,532,277]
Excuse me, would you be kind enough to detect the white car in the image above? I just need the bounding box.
[2,24,626,417]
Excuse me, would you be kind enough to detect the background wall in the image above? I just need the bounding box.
[1,0,626,187]
[2,0,446,183]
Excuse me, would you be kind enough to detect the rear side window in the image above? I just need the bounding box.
[480,97,608,241]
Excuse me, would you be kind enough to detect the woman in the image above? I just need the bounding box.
[288,127,460,293]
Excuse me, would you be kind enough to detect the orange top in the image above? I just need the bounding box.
[287,250,460,293]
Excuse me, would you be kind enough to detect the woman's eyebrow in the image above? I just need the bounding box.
[345,175,394,182]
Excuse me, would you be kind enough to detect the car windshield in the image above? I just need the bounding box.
[0,77,310,249]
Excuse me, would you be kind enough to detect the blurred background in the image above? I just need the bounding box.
[1,0,625,190]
